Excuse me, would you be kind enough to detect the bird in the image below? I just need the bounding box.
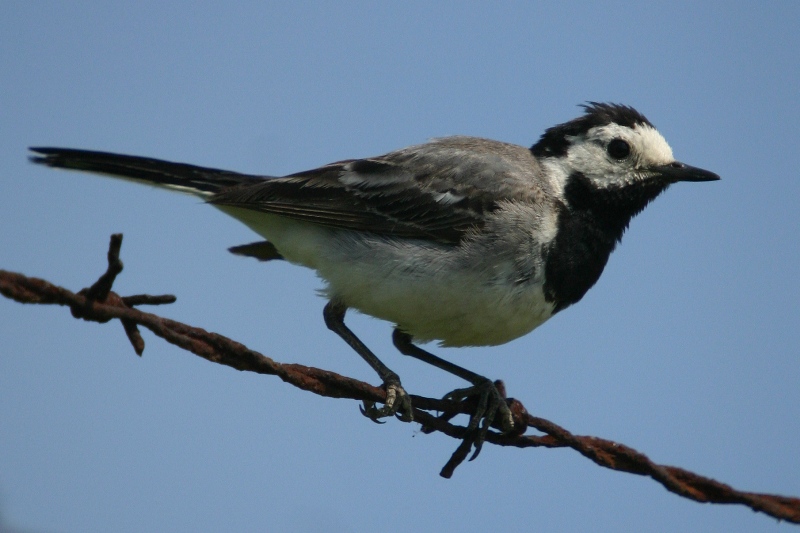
[30,102,719,454]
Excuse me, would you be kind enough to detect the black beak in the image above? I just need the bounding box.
[653,161,720,183]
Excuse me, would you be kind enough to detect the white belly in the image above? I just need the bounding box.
[319,252,553,347]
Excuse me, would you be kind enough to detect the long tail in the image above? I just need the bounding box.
[29,147,269,197]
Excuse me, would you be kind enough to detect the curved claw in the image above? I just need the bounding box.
[359,382,414,423]
[359,402,388,424]
[443,379,515,460]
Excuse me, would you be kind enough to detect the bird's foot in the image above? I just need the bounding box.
[360,378,414,423]
[444,378,514,459]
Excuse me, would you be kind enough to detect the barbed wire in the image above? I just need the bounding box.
[1,234,798,524]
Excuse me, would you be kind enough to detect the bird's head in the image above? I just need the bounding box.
[532,102,719,226]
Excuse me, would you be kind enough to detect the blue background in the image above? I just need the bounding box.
[2,2,798,532]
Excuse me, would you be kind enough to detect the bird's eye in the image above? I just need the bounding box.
[607,139,630,160]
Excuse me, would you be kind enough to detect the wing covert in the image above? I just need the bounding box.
[210,136,544,244]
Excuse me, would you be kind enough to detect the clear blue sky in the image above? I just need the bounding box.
[2,2,798,532]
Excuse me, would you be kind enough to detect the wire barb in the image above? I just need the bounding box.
[62,234,176,356]
[84,233,124,302]
[0,235,798,524]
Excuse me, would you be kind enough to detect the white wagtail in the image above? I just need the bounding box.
[30,103,719,449]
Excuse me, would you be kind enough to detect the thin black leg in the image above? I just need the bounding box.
[323,299,412,421]
[392,328,514,458]
[392,329,488,384]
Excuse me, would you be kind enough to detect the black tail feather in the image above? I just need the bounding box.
[29,147,268,194]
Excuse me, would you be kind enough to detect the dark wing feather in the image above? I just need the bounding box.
[210,160,493,243]
[210,137,541,244]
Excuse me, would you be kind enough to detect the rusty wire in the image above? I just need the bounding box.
[1,234,798,524]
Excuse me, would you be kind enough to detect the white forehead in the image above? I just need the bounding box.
[586,122,675,166]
